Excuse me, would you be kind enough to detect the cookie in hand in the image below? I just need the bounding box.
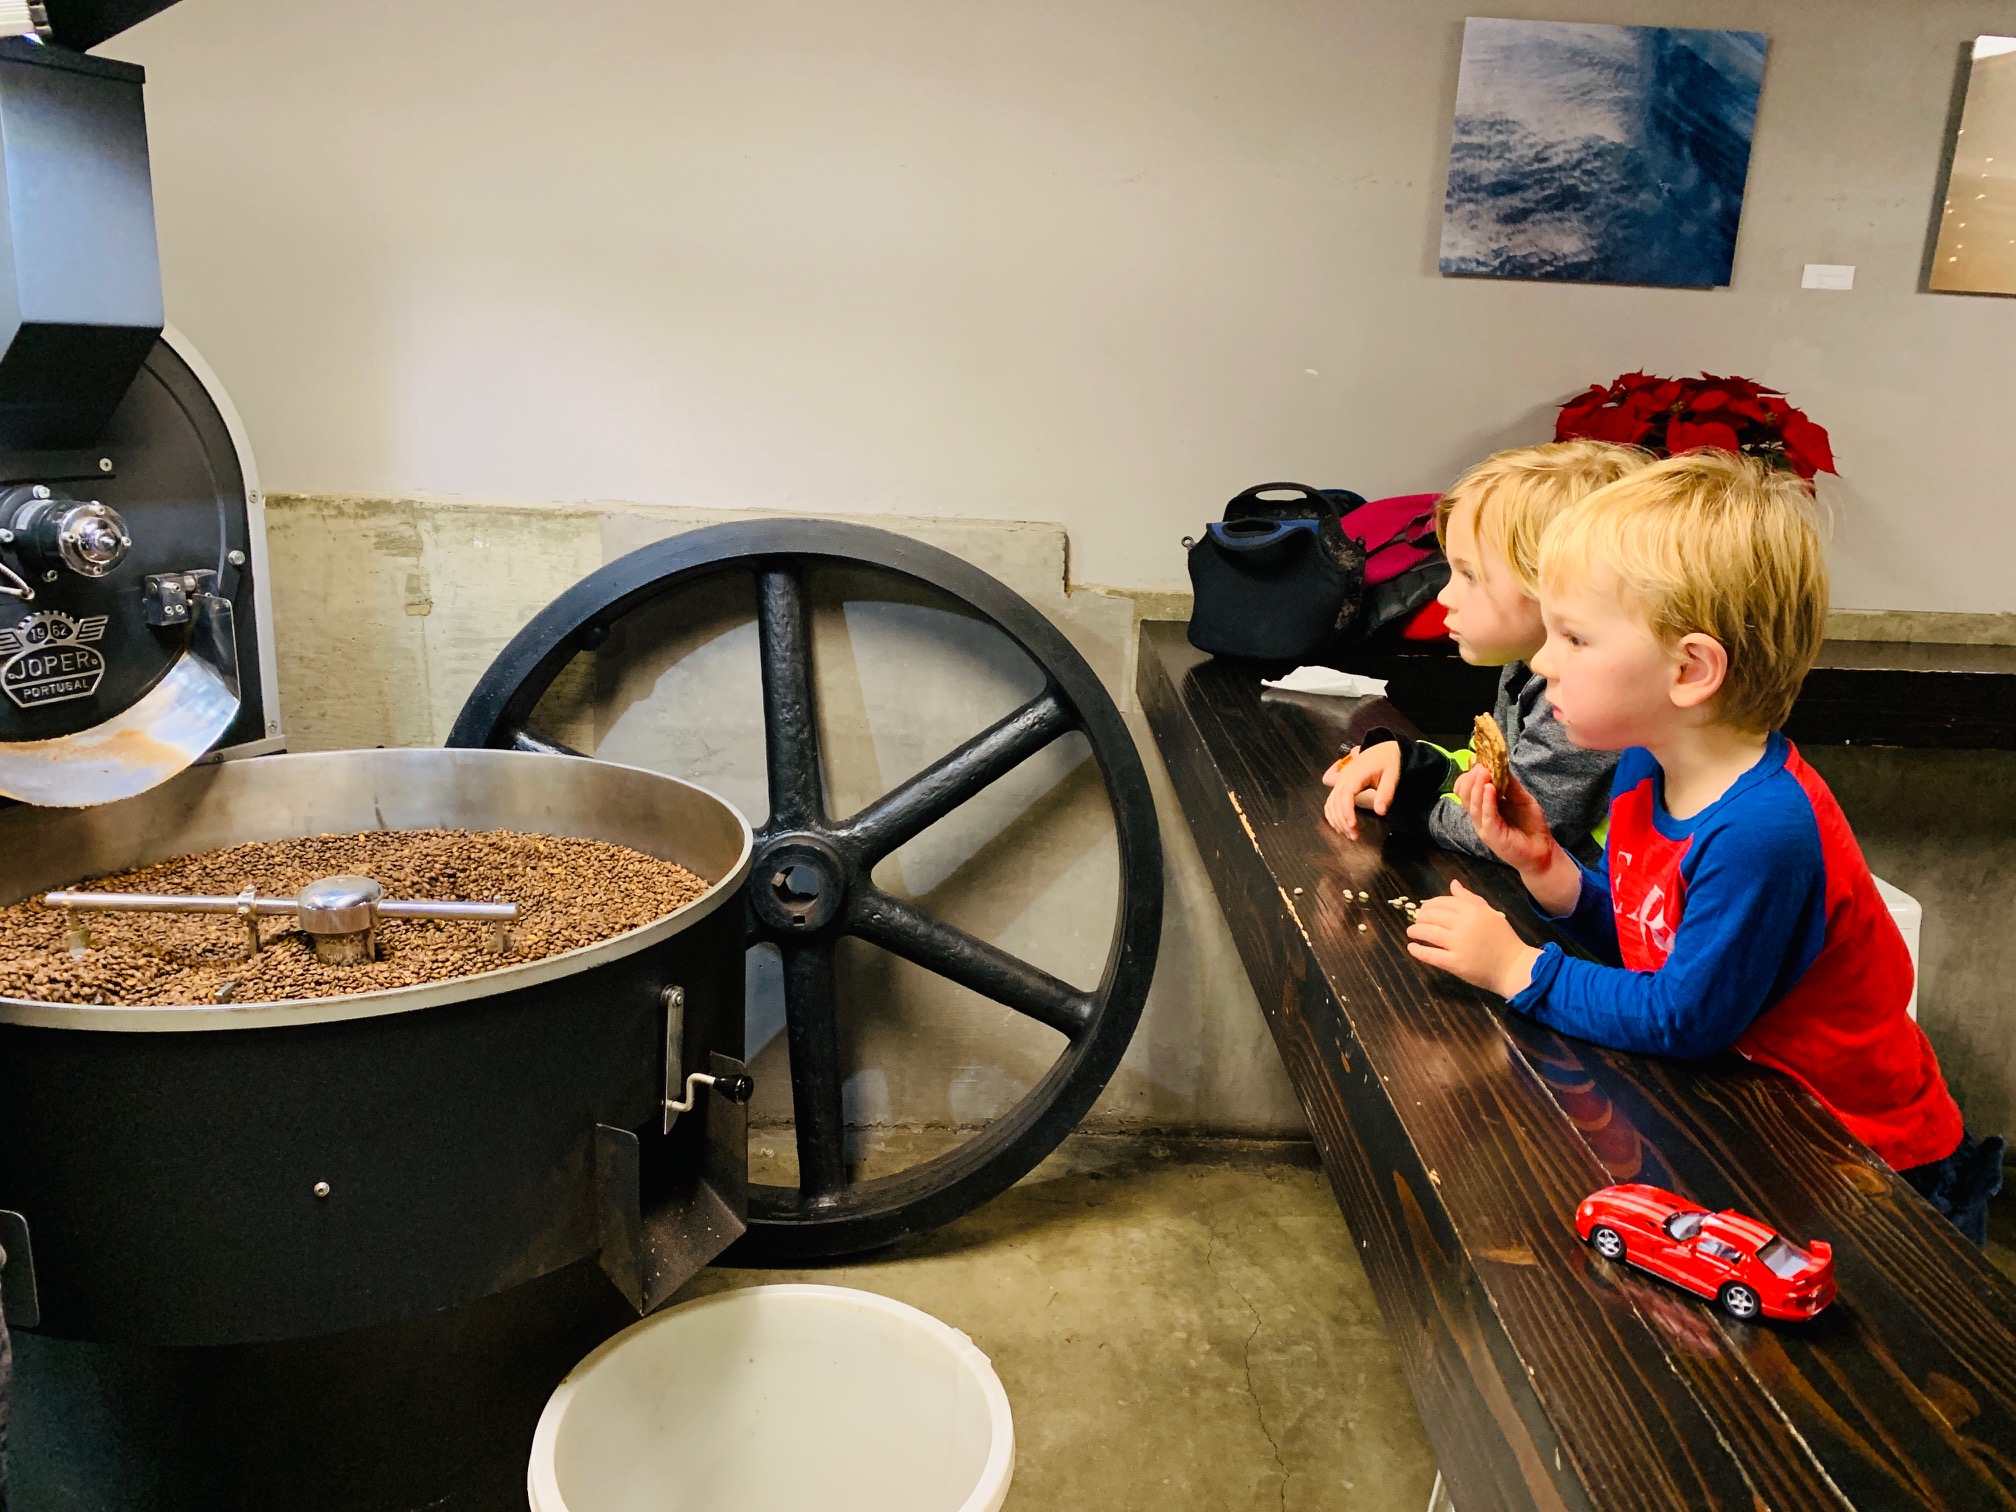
[1472,712,1511,790]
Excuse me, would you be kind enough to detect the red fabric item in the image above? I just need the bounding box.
[1735,753,1962,1171]
[1604,752,1962,1171]
[1340,493,1441,585]
[1605,781,1690,968]
[1401,600,1450,640]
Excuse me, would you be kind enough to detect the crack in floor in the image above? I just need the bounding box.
[1206,1217,1290,1512]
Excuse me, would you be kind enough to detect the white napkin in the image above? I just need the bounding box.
[1260,666,1389,698]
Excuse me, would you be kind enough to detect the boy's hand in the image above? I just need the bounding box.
[1321,741,1402,839]
[1453,764,1554,873]
[1451,770,1588,911]
[1406,880,1542,999]
[1453,765,1583,915]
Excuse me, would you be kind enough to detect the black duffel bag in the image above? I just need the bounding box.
[1185,482,1367,661]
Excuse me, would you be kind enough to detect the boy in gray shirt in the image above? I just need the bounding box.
[1324,442,1645,862]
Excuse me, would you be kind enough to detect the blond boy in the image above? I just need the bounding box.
[1406,451,1999,1241]
[1324,441,1648,862]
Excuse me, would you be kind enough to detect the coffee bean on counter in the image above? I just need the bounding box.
[0,830,711,1008]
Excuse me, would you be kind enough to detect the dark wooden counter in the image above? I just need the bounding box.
[1338,637,2016,749]
[1138,620,2016,1512]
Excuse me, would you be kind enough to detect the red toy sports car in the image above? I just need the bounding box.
[1575,1183,1836,1322]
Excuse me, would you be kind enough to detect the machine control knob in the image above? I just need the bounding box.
[7,491,133,580]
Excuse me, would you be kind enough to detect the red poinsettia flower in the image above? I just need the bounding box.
[1667,418,1743,454]
[1554,371,1836,480]
[1555,385,1613,435]
[1620,387,1667,421]
[1781,412,1836,478]
[1586,407,1652,444]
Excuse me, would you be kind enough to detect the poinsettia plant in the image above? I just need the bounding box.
[1554,372,1836,480]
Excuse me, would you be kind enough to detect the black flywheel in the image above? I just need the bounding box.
[448,520,1162,1261]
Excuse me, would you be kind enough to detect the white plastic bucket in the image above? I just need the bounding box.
[1872,875,1923,1020]
[528,1284,1015,1512]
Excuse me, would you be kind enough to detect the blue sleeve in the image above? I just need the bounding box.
[1508,804,1826,1058]
[1536,854,1620,964]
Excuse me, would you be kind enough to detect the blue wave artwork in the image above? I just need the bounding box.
[1440,19,1768,288]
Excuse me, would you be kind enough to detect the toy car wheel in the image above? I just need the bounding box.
[1718,1282,1761,1320]
[1590,1225,1626,1261]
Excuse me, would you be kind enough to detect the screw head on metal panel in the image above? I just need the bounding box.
[312,1181,332,1199]
[227,549,247,566]
[98,458,113,472]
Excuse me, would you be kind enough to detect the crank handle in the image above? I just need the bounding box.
[663,1070,755,1117]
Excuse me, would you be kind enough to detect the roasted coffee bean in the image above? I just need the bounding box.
[0,829,710,1007]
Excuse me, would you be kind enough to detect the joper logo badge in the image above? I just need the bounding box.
[0,611,111,709]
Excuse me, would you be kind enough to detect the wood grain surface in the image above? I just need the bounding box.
[1138,621,2016,1512]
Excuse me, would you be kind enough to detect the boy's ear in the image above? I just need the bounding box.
[1669,632,1729,712]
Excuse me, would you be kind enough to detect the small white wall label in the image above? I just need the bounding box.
[1801,263,1855,290]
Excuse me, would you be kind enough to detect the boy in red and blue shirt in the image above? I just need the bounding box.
[1405,451,2002,1242]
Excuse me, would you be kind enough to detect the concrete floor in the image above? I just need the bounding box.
[677,1135,1439,1512]
[685,1136,2016,1512]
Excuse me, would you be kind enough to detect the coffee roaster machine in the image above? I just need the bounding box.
[0,16,763,1509]
[0,6,1165,1510]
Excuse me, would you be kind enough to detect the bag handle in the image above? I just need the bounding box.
[1225,482,1328,519]
[1206,518,1320,552]
[1359,518,1424,555]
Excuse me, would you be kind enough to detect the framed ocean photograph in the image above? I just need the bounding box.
[1440,19,1769,288]
[1929,36,2016,296]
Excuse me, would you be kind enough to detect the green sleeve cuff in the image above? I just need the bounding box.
[1419,741,1473,798]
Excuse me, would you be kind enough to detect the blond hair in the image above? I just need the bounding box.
[1539,450,1828,733]
[1435,440,1652,593]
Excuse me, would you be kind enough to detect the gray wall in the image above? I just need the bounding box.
[117,0,2015,608]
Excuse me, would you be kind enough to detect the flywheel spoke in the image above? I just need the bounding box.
[838,688,1073,863]
[781,937,848,1201]
[755,567,825,828]
[849,887,1092,1039]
